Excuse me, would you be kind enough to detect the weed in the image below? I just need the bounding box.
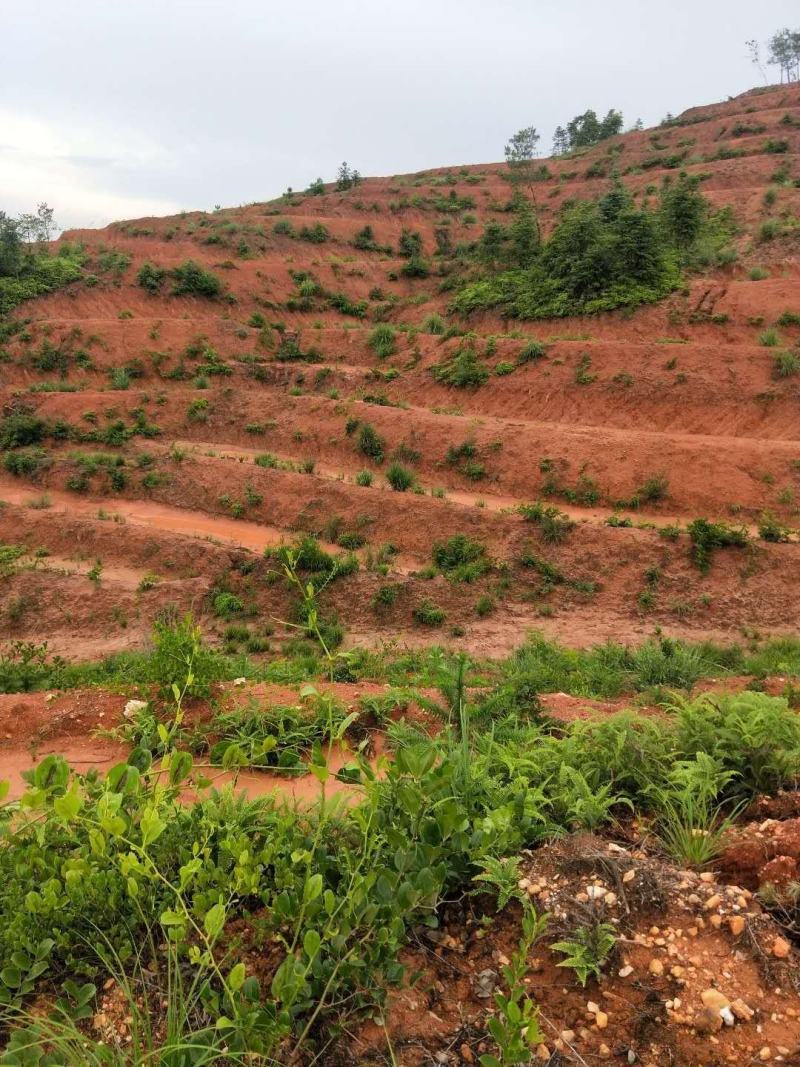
[551,922,617,986]
[386,463,413,491]
[687,518,748,573]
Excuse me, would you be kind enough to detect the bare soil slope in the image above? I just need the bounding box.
[2,83,800,659]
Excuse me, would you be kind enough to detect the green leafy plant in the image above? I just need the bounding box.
[480,903,547,1067]
[551,922,617,986]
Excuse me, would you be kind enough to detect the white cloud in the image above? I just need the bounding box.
[0,109,182,230]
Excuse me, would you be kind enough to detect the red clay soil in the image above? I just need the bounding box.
[342,833,800,1066]
[2,83,800,659]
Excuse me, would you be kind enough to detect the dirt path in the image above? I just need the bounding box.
[0,480,294,554]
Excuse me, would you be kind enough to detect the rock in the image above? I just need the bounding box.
[474,969,498,998]
[535,1046,551,1062]
[695,1007,723,1034]
[720,1007,735,1027]
[701,989,730,1012]
[560,1030,576,1044]
[599,1044,611,1059]
[587,884,607,900]
[622,869,636,883]
[731,998,755,1022]
[587,1001,600,1015]
[648,959,664,976]
[233,677,246,686]
[704,894,722,910]
[771,937,791,959]
[595,1010,609,1029]
[758,1048,771,1062]
[460,1044,474,1064]
[728,915,746,936]
[619,965,634,977]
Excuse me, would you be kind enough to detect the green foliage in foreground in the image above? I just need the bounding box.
[0,250,84,315]
[1,657,799,1062]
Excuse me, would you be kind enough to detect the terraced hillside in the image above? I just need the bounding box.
[2,82,800,661]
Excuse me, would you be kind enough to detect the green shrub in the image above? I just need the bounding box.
[431,347,489,388]
[673,691,800,798]
[432,535,490,582]
[386,463,413,491]
[372,583,399,609]
[423,312,446,334]
[186,397,209,422]
[151,613,221,698]
[171,260,222,298]
[254,453,279,468]
[762,139,790,155]
[475,595,495,617]
[0,414,47,450]
[759,328,780,347]
[357,423,385,463]
[453,184,680,320]
[298,223,329,244]
[517,340,547,363]
[0,251,84,315]
[412,598,446,626]
[398,229,423,257]
[137,262,166,293]
[519,501,574,543]
[369,324,397,359]
[3,447,51,479]
[687,518,749,573]
[399,257,430,278]
[773,351,800,378]
[758,511,791,543]
[213,591,244,618]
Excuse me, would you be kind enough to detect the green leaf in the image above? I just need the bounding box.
[0,779,9,803]
[303,930,321,960]
[204,902,226,939]
[160,910,184,927]
[169,749,193,785]
[140,806,166,847]
[0,967,22,988]
[228,962,246,992]
[303,874,323,904]
[53,784,82,821]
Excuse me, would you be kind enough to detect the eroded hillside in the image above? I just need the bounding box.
[2,83,800,660]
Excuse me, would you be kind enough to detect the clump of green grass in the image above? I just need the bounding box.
[368,324,397,359]
[386,462,413,491]
[432,535,490,582]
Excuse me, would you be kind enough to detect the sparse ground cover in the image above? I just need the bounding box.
[2,80,800,1063]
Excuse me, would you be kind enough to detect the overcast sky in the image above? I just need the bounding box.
[3,0,796,230]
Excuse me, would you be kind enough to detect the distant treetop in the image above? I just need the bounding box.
[552,109,624,155]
